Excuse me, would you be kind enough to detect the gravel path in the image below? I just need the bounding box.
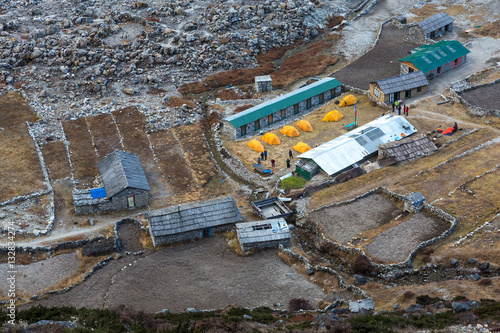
[459,81,500,111]
[309,193,400,244]
[364,212,449,263]
[0,253,80,296]
[21,236,327,313]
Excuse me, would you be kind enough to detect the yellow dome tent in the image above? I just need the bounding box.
[247,139,264,152]
[261,133,281,145]
[297,120,313,132]
[322,110,344,122]
[279,126,299,137]
[293,142,312,154]
[339,94,358,107]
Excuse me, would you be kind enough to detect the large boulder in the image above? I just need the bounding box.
[354,275,367,285]
[478,262,490,271]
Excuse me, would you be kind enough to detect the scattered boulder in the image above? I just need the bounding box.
[354,275,367,285]
[478,262,490,271]
[406,304,424,313]
[306,268,315,275]
[467,258,478,265]
[123,88,135,95]
[471,273,481,281]
[450,259,459,267]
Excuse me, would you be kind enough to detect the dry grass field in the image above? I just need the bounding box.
[86,113,123,158]
[42,141,71,181]
[0,92,46,202]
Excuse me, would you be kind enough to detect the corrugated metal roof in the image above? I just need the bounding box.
[236,218,290,245]
[374,71,429,94]
[399,40,470,73]
[417,12,453,34]
[405,192,425,205]
[97,150,151,198]
[298,115,417,176]
[224,78,342,128]
[255,75,272,82]
[149,196,242,237]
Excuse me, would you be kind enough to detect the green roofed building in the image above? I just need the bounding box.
[399,40,470,80]
[222,77,342,139]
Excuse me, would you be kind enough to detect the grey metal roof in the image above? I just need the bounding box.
[374,71,428,94]
[97,150,151,198]
[255,75,272,82]
[298,115,418,176]
[405,192,425,205]
[72,188,109,207]
[417,12,453,34]
[149,196,242,237]
[236,218,290,245]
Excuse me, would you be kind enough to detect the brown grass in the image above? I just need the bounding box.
[163,96,197,108]
[63,117,99,188]
[226,230,245,256]
[216,89,253,101]
[233,104,254,114]
[139,230,155,249]
[86,114,123,158]
[42,141,71,181]
[475,20,500,39]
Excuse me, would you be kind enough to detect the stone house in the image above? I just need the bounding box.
[404,192,426,213]
[236,218,291,253]
[148,196,242,247]
[416,12,453,39]
[369,71,429,103]
[221,77,342,139]
[73,150,150,215]
[377,133,438,166]
[399,40,470,80]
[255,75,272,92]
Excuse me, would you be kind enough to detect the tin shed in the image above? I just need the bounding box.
[236,218,291,252]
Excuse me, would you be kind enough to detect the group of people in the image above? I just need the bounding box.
[257,149,294,169]
[392,101,410,116]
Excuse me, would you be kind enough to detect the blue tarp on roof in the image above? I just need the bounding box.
[90,188,107,199]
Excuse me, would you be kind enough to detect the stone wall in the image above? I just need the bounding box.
[241,238,291,252]
[450,78,500,117]
[152,223,234,247]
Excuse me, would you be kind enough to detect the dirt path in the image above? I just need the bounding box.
[21,236,328,313]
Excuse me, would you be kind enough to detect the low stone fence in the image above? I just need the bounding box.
[307,186,457,270]
[450,78,500,117]
[114,217,148,253]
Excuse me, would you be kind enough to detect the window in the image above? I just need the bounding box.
[394,91,400,101]
[405,90,411,98]
[294,104,299,114]
[319,94,324,104]
[254,120,260,130]
[268,114,273,124]
[389,93,394,103]
[240,125,246,136]
[306,98,311,109]
[331,89,336,97]
[127,195,135,208]
[373,87,381,99]
[281,109,286,119]
[417,86,422,92]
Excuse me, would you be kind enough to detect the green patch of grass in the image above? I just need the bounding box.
[156,311,220,324]
[474,301,500,321]
[222,307,276,325]
[281,175,306,190]
[416,295,443,305]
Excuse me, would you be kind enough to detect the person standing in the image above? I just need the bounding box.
[286,158,291,168]
[406,105,409,116]
[257,156,261,165]
[289,149,293,159]
[264,150,268,160]
[398,104,401,115]
[260,151,264,160]
[271,159,275,168]
[392,102,395,113]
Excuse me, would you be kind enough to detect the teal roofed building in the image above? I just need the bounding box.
[221,77,342,139]
[399,40,470,80]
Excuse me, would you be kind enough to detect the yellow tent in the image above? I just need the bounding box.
[247,139,264,152]
[297,120,313,132]
[261,133,281,145]
[322,110,344,122]
[279,126,299,137]
[293,142,312,154]
[339,94,358,107]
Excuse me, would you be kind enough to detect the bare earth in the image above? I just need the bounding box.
[22,236,327,313]
[0,253,80,297]
[309,193,400,244]
[459,82,500,111]
[364,213,450,263]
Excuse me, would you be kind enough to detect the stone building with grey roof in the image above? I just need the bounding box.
[377,134,438,166]
[73,150,150,215]
[369,71,429,103]
[416,12,453,39]
[148,196,242,247]
[236,218,291,253]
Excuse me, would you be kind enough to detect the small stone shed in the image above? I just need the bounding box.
[377,134,438,166]
[416,12,454,39]
[73,150,150,214]
[369,71,429,103]
[148,196,242,247]
[399,40,470,80]
[236,218,291,252]
[222,77,342,139]
[255,75,272,93]
[404,192,426,213]
[252,197,293,221]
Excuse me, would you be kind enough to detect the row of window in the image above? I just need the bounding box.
[239,90,331,136]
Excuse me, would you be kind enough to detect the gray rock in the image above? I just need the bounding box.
[478,262,490,271]
[186,308,201,313]
[243,314,252,319]
[31,29,46,39]
[354,275,367,285]
[123,88,135,95]
[46,26,59,35]
[406,304,423,313]
[467,258,478,265]
[452,301,471,313]
[471,273,481,281]
[306,268,315,275]
[156,309,169,314]
[450,259,459,267]
[30,49,43,59]
[83,7,94,17]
